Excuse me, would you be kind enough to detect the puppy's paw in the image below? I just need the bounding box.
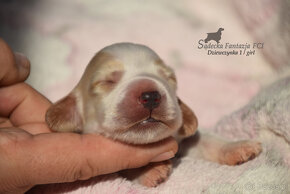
[219,140,262,165]
[138,160,172,187]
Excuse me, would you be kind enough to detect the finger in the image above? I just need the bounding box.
[7,132,177,186]
[0,38,30,86]
[20,123,51,134]
[0,83,51,131]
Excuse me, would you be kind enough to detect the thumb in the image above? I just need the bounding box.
[5,132,177,187]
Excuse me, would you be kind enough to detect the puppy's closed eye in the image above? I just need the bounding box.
[93,80,116,87]
[91,71,123,93]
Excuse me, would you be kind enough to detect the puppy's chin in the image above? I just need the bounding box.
[106,122,176,144]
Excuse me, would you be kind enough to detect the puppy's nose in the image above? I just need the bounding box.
[140,91,161,110]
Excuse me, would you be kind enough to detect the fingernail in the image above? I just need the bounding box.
[15,52,30,69]
[150,151,175,162]
[14,52,30,78]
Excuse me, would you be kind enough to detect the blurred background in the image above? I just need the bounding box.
[0,0,289,129]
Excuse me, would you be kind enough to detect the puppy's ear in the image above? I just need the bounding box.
[178,98,198,137]
[46,93,83,133]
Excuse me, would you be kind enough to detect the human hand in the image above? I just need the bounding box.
[0,38,178,193]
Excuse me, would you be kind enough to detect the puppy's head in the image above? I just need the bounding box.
[46,43,198,144]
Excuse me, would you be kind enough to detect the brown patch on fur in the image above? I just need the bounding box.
[178,98,198,137]
[155,59,177,89]
[46,94,83,132]
[78,51,124,95]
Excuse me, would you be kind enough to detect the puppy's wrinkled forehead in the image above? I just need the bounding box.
[80,43,176,94]
[101,43,161,74]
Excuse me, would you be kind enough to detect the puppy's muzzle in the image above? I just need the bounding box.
[139,91,161,110]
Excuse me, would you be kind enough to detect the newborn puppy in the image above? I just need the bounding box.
[46,43,262,187]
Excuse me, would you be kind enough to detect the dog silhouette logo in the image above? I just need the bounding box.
[204,28,224,43]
